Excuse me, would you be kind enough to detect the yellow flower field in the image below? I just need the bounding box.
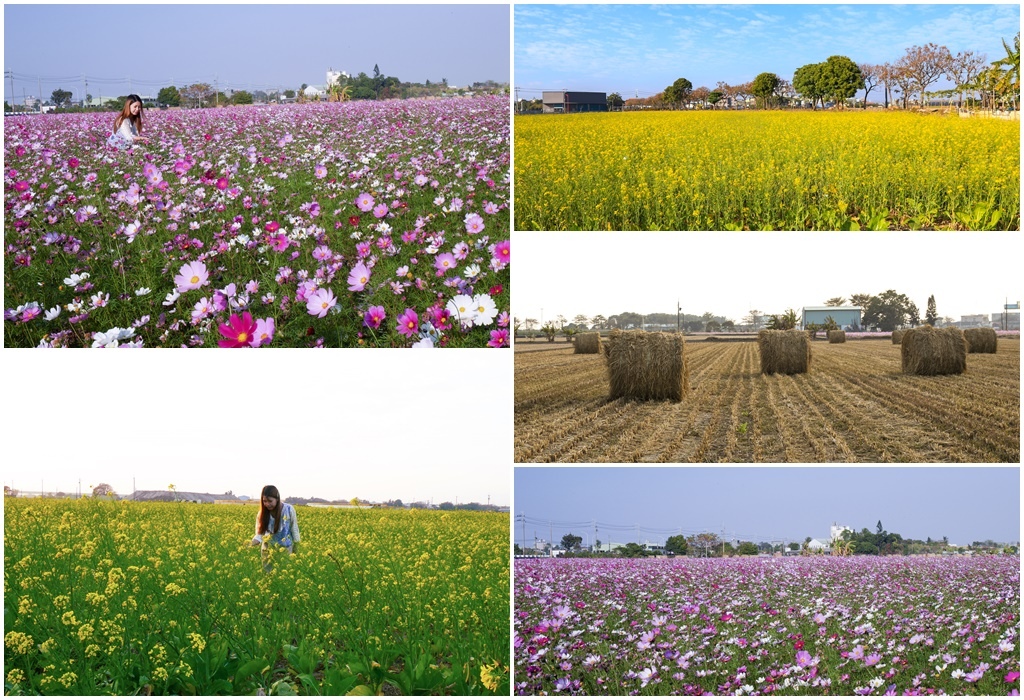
[514,111,1020,230]
[3,499,509,695]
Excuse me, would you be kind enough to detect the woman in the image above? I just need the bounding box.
[250,485,300,570]
[107,94,149,150]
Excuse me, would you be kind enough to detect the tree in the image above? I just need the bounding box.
[825,297,846,306]
[590,314,606,329]
[691,86,710,108]
[573,314,590,329]
[767,309,798,330]
[743,310,764,330]
[707,91,724,107]
[283,89,296,99]
[687,532,721,558]
[992,33,1020,109]
[820,55,864,107]
[232,91,254,105]
[157,85,181,107]
[891,60,917,109]
[51,88,73,108]
[607,92,624,109]
[900,43,953,108]
[793,62,826,108]
[92,483,113,497]
[722,320,735,332]
[663,77,693,108]
[751,72,781,109]
[878,63,896,108]
[560,533,583,552]
[849,293,872,309]
[876,520,884,535]
[540,323,558,342]
[665,534,688,555]
[925,295,938,326]
[737,541,759,556]
[859,64,880,108]
[862,290,917,331]
[181,83,214,108]
[706,320,721,332]
[946,50,987,109]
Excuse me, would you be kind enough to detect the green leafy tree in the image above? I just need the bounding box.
[665,534,688,555]
[283,89,296,99]
[820,55,864,107]
[737,541,759,556]
[793,62,826,108]
[825,297,846,306]
[157,85,181,106]
[925,295,938,326]
[751,72,781,109]
[540,323,558,343]
[993,33,1020,108]
[51,88,73,108]
[231,91,253,105]
[707,90,724,107]
[862,290,917,331]
[617,542,648,558]
[607,92,624,109]
[767,309,798,330]
[560,533,583,551]
[687,532,721,558]
[663,77,693,108]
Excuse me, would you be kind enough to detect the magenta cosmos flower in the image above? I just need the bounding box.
[487,328,509,348]
[363,306,386,329]
[372,203,389,219]
[347,262,371,292]
[314,164,328,179]
[217,312,258,348]
[306,288,337,318]
[397,308,419,337]
[174,261,209,292]
[355,192,375,212]
[492,239,510,265]
[249,318,275,347]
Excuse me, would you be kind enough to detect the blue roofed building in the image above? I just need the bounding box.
[801,306,861,330]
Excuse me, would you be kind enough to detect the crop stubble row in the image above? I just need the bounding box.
[514,340,1020,462]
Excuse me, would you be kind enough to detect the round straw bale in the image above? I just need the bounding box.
[963,327,997,354]
[574,331,603,354]
[901,326,967,375]
[892,329,905,345]
[828,330,846,344]
[605,329,689,401]
[758,329,812,374]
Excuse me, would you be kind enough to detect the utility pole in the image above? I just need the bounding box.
[677,300,682,333]
[38,76,42,111]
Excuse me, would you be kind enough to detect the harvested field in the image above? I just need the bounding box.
[514,339,1020,462]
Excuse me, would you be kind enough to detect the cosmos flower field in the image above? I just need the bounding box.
[3,498,510,694]
[4,97,509,347]
[514,557,1020,696]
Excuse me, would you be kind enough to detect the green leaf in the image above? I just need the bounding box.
[345,684,375,696]
[271,680,297,696]
[232,659,268,691]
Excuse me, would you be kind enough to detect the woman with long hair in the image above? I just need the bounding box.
[249,485,300,570]
[107,94,149,150]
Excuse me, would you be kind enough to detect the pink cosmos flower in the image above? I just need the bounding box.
[363,306,386,329]
[14,181,30,193]
[306,288,337,318]
[191,297,213,322]
[268,234,289,252]
[347,262,371,292]
[174,261,209,292]
[796,650,813,668]
[434,252,457,274]
[864,653,881,667]
[312,245,332,262]
[217,312,258,348]
[355,192,375,212]
[264,220,281,233]
[314,164,328,179]
[372,203,389,219]
[1006,671,1021,683]
[216,176,230,190]
[249,317,275,347]
[67,157,80,169]
[464,212,485,234]
[397,308,419,337]
[488,328,509,347]
[492,239,510,265]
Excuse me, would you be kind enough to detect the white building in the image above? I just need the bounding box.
[830,522,852,542]
[326,68,349,86]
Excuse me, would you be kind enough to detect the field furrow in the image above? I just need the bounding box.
[515,339,1020,463]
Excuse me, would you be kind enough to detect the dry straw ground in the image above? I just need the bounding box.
[514,338,1019,462]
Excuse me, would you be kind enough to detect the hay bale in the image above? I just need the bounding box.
[605,329,689,401]
[901,326,967,375]
[963,327,997,354]
[828,330,846,344]
[758,329,812,375]
[574,332,602,354]
[892,330,905,345]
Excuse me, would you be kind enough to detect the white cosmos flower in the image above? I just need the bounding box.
[471,293,497,326]
[411,336,435,348]
[163,290,180,306]
[135,287,151,296]
[92,327,135,348]
[446,294,476,327]
[63,272,90,286]
[44,306,61,321]
[463,263,481,278]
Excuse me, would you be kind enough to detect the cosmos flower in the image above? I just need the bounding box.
[347,262,371,292]
[217,312,258,348]
[306,288,337,318]
[174,261,209,292]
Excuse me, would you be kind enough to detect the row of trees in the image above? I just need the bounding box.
[611,33,1019,111]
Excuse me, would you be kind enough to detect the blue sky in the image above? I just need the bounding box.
[4,5,510,103]
[515,467,1020,547]
[514,4,1020,98]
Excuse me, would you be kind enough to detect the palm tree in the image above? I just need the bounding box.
[992,33,1020,109]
